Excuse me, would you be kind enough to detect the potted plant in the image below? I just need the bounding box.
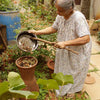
[0,0,21,41]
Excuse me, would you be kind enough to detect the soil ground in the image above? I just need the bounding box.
[83,35,100,100]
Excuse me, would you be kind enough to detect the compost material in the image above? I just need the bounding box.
[18,57,36,68]
[18,35,36,52]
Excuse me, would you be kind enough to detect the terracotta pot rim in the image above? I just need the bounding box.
[15,56,38,69]
[96,41,100,44]
[47,60,54,70]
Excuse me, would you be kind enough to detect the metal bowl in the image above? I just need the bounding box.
[16,31,38,52]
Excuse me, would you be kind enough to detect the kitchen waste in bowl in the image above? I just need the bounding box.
[17,31,38,52]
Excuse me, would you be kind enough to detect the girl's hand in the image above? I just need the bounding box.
[54,42,66,49]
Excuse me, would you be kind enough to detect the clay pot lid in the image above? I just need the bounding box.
[85,73,96,84]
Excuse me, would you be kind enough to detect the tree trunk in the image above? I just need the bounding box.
[93,0,100,19]
[51,0,55,6]
[81,0,90,19]
[90,0,94,19]
[75,0,81,5]
[36,0,39,6]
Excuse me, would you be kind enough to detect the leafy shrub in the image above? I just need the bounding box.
[31,3,57,22]
[0,0,17,11]
[0,42,56,80]
[97,32,100,41]
[0,72,39,100]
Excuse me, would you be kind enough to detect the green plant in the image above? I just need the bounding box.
[73,91,91,100]
[37,72,91,100]
[31,3,57,22]
[0,0,17,11]
[0,43,55,80]
[20,0,56,23]
[97,32,100,41]
[91,52,100,55]
[35,66,50,80]
[88,67,99,73]
[0,44,35,80]
[65,92,91,100]
[0,41,55,79]
[37,72,74,100]
[37,87,48,100]
[0,71,74,100]
[95,19,100,23]
[0,72,39,100]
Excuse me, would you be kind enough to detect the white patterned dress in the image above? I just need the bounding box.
[52,11,92,96]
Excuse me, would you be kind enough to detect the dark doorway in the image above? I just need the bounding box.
[75,0,81,5]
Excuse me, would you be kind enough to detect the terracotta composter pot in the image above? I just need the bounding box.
[47,60,54,74]
[16,56,39,100]
[96,41,100,45]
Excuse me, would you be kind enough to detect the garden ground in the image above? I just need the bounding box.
[7,13,100,99]
[1,1,100,98]
[7,33,100,100]
[83,35,100,100]
[16,0,100,99]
